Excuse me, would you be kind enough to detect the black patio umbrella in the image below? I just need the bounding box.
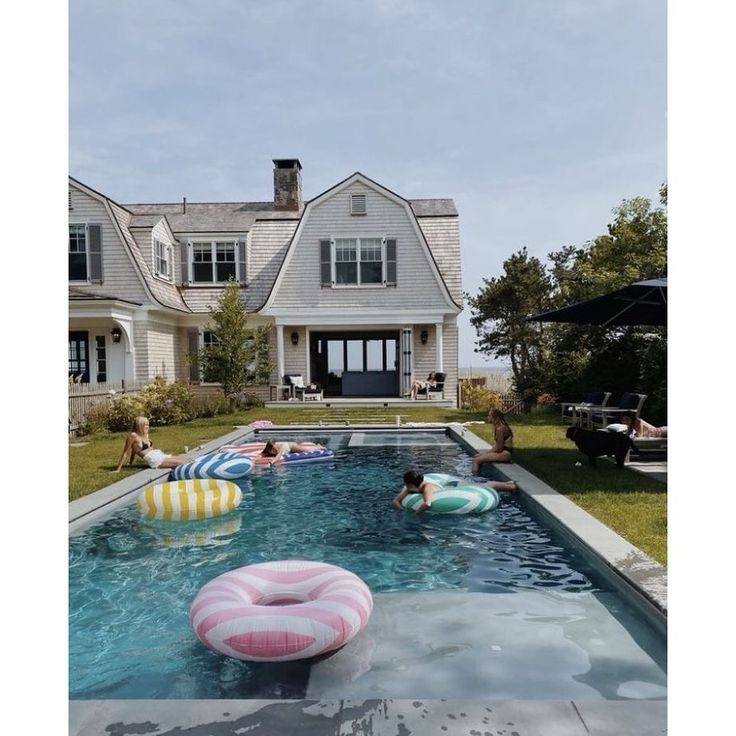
[526,277,667,327]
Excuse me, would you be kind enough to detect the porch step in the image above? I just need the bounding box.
[290,411,405,425]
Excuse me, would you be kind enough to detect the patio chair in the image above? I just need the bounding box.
[284,374,323,401]
[560,390,610,426]
[583,392,648,430]
[418,372,446,400]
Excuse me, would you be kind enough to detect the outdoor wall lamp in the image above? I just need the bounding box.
[291,331,299,346]
[420,330,428,345]
[111,327,122,344]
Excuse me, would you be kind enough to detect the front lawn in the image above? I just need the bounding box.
[69,406,666,565]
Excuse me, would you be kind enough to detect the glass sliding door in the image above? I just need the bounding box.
[310,331,400,397]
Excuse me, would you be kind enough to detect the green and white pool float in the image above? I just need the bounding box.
[400,472,500,514]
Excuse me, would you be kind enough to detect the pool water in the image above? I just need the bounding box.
[69,431,666,700]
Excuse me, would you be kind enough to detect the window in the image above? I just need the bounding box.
[95,336,107,383]
[69,224,102,282]
[69,224,87,280]
[332,237,384,285]
[191,240,237,283]
[154,239,171,279]
[201,330,219,382]
[68,331,89,382]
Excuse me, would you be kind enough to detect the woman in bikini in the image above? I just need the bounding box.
[260,440,319,466]
[113,416,191,472]
[471,408,514,475]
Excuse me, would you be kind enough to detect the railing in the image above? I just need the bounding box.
[68,380,145,435]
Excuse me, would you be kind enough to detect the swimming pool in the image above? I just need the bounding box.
[69,430,666,701]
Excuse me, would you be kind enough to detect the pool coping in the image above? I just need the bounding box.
[69,422,667,735]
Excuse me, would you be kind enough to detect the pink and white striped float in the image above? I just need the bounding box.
[189,560,373,661]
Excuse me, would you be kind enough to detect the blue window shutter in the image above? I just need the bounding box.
[88,225,103,282]
[188,329,199,382]
[386,239,397,286]
[181,242,190,284]
[238,239,246,284]
[320,240,332,286]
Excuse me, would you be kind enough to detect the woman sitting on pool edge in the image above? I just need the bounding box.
[260,440,319,465]
[113,416,192,472]
[471,408,514,475]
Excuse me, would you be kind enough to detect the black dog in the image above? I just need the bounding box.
[566,426,634,468]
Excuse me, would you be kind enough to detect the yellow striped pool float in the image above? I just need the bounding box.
[136,479,243,521]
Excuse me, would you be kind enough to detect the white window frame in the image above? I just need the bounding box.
[69,223,89,282]
[330,235,387,288]
[189,239,239,285]
[153,238,172,280]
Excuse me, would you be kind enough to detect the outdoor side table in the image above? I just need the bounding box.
[270,384,293,401]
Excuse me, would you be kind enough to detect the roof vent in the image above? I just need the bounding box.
[350,194,366,215]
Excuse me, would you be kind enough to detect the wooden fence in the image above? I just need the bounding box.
[68,380,145,435]
[457,379,525,415]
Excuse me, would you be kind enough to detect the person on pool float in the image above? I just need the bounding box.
[471,408,514,475]
[260,440,318,466]
[392,470,442,512]
[393,470,518,511]
[113,416,192,472]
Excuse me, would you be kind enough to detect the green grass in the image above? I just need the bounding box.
[69,406,666,565]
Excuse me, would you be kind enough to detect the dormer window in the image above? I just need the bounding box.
[153,239,172,279]
[350,194,367,215]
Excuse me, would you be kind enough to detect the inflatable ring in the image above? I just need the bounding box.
[221,441,334,466]
[189,560,373,661]
[400,472,500,514]
[137,479,242,521]
[169,452,254,481]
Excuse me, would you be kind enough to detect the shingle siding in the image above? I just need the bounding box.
[416,217,462,306]
[271,182,450,311]
[69,186,149,302]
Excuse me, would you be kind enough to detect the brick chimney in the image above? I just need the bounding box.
[273,158,303,211]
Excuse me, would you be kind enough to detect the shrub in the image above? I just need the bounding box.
[191,394,233,419]
[235,392,265,410]
[88,394,146,432]
[460,383,503,412]
[139,379,194,426]
[535,393,558,407]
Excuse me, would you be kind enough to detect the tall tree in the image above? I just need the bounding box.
[198,280,272,403]
[467,247,554,399]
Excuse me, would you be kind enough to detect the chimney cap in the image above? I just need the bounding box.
[273,158,302,170]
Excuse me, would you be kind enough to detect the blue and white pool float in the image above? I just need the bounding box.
[169,452,254,481]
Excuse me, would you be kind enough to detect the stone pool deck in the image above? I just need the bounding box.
[69,422,667,735]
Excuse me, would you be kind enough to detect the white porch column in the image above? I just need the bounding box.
[276,324,285,380]
[115,319,135,383]
[435,322,444,372]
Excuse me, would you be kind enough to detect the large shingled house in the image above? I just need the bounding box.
[68,159,463,404]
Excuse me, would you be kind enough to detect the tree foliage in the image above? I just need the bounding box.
[198,280,273,403]
[468,187,668,422]
[466,248,554,399]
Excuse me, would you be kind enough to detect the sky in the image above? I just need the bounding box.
[68,0,667,369]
